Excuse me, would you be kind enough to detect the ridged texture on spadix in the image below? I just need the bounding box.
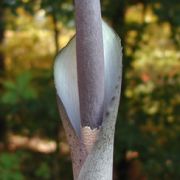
[54,21,122,136]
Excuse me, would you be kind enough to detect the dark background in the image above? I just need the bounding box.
[0,0,179,179]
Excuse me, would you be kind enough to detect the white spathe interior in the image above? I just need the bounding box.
[54,21,122,136]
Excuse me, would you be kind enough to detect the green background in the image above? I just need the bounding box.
[0,0,179,179]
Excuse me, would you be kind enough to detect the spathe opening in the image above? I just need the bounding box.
[54,21,122,137]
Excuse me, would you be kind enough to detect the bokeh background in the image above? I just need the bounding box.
[0,0,179,179]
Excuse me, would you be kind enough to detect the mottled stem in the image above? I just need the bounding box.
[74,0,105,129]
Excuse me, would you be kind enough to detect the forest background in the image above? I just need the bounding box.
[0,0,179,179]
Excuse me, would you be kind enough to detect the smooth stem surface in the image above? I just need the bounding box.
[74,0,105,129]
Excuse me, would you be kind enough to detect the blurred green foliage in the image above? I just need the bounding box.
[2,72,37,104]
[0,152,24,180]
[0,0,179,179]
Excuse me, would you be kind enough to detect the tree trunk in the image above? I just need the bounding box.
[0,0,7,147]
[52,13,59,55]
[109,1,148,179]
[0,1,5,74]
